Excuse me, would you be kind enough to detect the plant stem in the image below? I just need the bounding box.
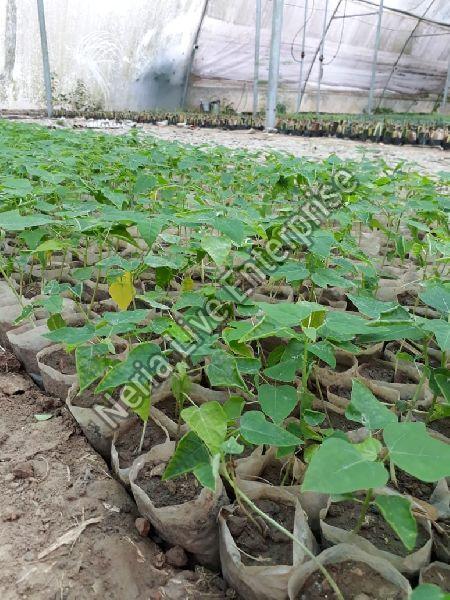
[138,420,148,454]
[352,489,373,535]
[221,466,344,600]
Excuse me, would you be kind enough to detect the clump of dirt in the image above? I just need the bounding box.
[227,499,294,566]
[136,467,201,508]
[421,564,450,591]
[40,347,76,375]
[324,501,428,557]
[393,469,435,502]
[296,560,405,599]
[359,363,416,384]
[0,348,22,373]
[116,418,167,468]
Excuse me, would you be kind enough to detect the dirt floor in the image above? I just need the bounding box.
[144,125,450,176]
[0,352,230,600]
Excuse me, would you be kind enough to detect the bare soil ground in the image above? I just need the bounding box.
[144,125,450,176]
[0,352,229,600]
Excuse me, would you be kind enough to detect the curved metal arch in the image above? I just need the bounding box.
[376,0,437,109]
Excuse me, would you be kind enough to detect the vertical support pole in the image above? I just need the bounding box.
[296,0,309,112]
[316,0,329,115]
[181,0,209,109]
[440,54,450,112]
[367,0,384,115]
[253,0,262,115]
[265,0,284,130]
[36,0,52,117]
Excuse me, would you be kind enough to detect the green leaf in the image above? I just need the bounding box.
[194,458,218,490]
[102,309,149,325]
[181,401,228,453]
[256,301,325,328]
[309,341,336,368]
[240,411,303,447]
[45,323,95,345]
[374,494,417,552]
[71,266,95,281]
[133,173,156,194]
[264,359,298,382]
[353,437,382,461]
[75,344,113,392]
[206,351,246,390]
[421,319,450,352]
[201,235,232,266]
[163,432,210,479]
[419,284,450,316]
[33,239,65,253]
[410,584,449,600]
[345,380,397,430]
[309,230,335,259]
[0,210,54,231]
[384,421,450,482]
[137,216,167,248]
[311,268,354,289]
[430,368,450,405]
[302,438,389,494]
[96,342,162,393]
[223,396,245,421]
[212,217,245,244]
[269,261,309,283]
[221,437,244,455]
[34,413,53,421]
[346,294,397,319]
[46,313,66,331]
[131,387,151,422]
[320,311,369,341]
[258,384,297,424]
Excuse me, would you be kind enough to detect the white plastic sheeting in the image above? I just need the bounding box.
[0,0,205,110]
[189,0,450,113]
[0,0,448,113]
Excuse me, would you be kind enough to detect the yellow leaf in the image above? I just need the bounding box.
[109,272,135,311]
[181,276,194,291]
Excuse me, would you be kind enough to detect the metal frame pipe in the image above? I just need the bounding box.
[36,0,52,118]
[441,54,450,112]
[296,0,309,112]
[316,0,329,115]
[367,0,383,115]
[266,0,285,130]
[253,0,262,115]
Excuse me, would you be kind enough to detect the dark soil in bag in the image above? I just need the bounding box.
[393,470,435,502]
[136,466,201,507]
[72,385,122,409]
[359,363,416,385]
[296,560,405,600]
[40,347,76,375]
[421,563,450,591]
[115,418,167,468]
[324,501,428,557]
[227,499,294,566]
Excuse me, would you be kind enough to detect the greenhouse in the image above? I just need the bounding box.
[0,1,449,599]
